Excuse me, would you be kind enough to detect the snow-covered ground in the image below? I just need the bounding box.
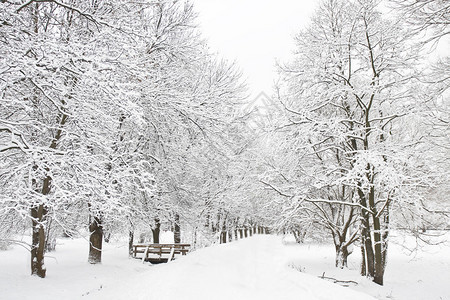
[283,231,450,300]
[1,234,449,299]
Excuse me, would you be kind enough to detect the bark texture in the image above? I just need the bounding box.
[31,204,47,278]
[128,230,134,257]
[174,214,181,244]
[335,245,349,269]
[88,215,103,264]
[152,218,160,244]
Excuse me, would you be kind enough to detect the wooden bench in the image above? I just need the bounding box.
[132,243,191,263]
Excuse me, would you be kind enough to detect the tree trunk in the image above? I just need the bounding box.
[374,255,385,285]
[30,3,47,278]
[358,187,375,278]
[193,226,198,249]
[228,230,232,242]
[88,215,103,264]
[205,214,210,229]
[381,209,390,279]
[244,228,248,238]
[360,245,367,276]
[152,218,160,244]
[234,229,238,240]
[369,185,385,286]
[362,223,375,278]
[373,214,385,285]
[293,231,302,243]
[220,222,227,244]
[128,230,134,257]
[239,229,243,239]
[174,214,181,244]
[31,204,47,278]
[219,231,226,243]
[31,171,52,277]
[335,245,349,269]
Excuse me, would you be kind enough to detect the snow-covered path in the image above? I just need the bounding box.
[86,235,374,300]
[4,233,450,299]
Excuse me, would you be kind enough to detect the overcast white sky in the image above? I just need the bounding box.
[192,0,449,104]
[192,0,319,101]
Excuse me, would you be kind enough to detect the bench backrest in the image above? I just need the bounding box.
[134,243,190,249]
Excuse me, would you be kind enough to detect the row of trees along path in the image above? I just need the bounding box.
[1,0,448,289]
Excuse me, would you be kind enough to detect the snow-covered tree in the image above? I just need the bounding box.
[269,0,443,285]
[1,0,246,276]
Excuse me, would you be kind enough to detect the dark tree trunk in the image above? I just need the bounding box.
[293,231,302,243]
[380,209,390,281]
[361,245,367,276]
[239,229,243,239]
[244,228,248,238]
[220,222,227,244]
[31,204,47,278]
[249,227,253,237]
[220,231,226,244]
[335,245,349,269]
[205,214,210,228]
[152,218,160,244]
[88,215,103,264]
[373,213,385,285]
[371,198,390,286]
[358,188,375,279]
[362,222,375,278]
[369,186,385,285]
[128,229,134,257]
[234,229,238,240]
[193,226,198,248]
[174,214,181,244]
[31,171,52,277]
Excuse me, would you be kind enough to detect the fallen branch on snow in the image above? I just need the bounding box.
[319,272,358,287]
